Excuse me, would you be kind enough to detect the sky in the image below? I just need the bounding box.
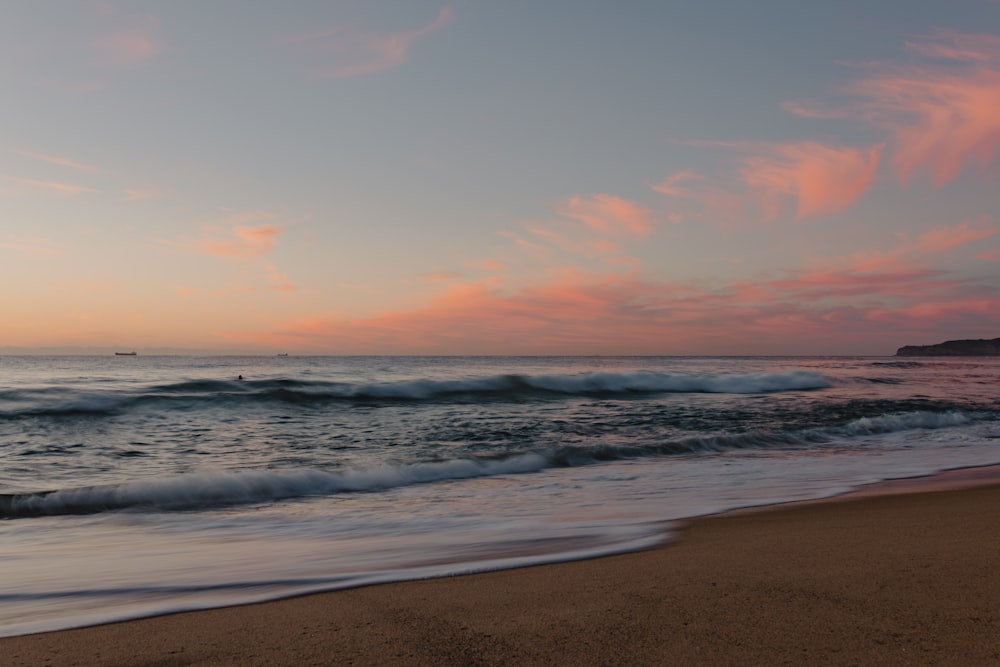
[2,0,999,355]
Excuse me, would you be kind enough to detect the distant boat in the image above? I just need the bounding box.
[114,351,137,356]
[277,353,289,357]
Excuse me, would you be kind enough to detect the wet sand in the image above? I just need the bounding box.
[4,480,1000,666]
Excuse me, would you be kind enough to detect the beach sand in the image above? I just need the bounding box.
[4,481,1000,666]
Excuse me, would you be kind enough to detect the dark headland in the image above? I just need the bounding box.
[896,337,1000,356]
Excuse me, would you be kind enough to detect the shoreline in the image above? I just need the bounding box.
[4,466,1000,665]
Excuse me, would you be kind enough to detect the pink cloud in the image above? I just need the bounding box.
[419,271,463,283]
[867,297,1000,328]
[524,222,623,258]
[125,187,169,201]
[510,194,652,269]
[191,224,284,259]
[556,194,655,237]
[466,259,506,272]
[903,30,1000,65]
[499,230,547,259]
[652,170,704,197]
[740,142,883,221]
[220,240,1000,355]
[224,210,280,225]
[653,142,881,224]
[94,27,162,67]
[276,7,453,79]
[913,217,999,252]
[787,31,1000,187]
[20,152,104,173]
[4,176,97,195]
[0,237,61,258]
[266,264,297,292]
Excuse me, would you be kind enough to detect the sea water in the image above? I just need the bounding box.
[1,355,998,636]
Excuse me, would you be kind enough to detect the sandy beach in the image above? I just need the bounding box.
[4,477,999,666]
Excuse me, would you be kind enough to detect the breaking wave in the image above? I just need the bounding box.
[1,409,982,519]
[0,370,833,418]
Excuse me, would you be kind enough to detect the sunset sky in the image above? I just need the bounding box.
[2,1,999,355]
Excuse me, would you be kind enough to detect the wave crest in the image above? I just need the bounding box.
[0,370,834,418]
[0,454,548,519]
[2,409,984,519]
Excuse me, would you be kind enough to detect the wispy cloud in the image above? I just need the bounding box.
[124,187,169,201]
[662,31,1000,225]
[653,142,882,223]
[222,210,281,225]
[912,216,999,253]
[419,271,463,283]
[0,236,61,258]
[20,151,104,173]
[188,224,284,259]
[275,7,454,79]
[3,176,98,195]
[221,207,1000,355]
[93,23,163,67]
[786,30,1000,187]
[266,264,297,292]
[510,193,654,271]
[651,170,704,198]
[465,259,506,272]
[222,254,1000,355]
[739,142,883,221]
[556,194,656,237]
[821,217,998,275]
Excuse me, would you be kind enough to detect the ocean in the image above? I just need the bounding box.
[1,355,998,637]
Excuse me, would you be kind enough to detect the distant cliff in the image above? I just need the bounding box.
[896,338,1000,356]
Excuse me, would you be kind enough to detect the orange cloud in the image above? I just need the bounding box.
[466,259,506,272]
[419,271,463,283]
[224,210,280,225]
[125,187,168,201]
[740,142,883,221]
[556,194,655,237]
[191,224,284,259]
[266,264,297,292]
[276,7,453,79]
[0,237,61,258]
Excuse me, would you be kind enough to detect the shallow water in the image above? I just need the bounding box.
[1,355,998,636]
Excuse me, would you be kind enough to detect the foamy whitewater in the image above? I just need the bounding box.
[1,355,998,636]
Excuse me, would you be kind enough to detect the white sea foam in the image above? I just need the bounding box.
[6,408,985,518]
[2,454,550,517]
[2,355,999,639]
[339,370,833,399]
[841,410,974,435]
